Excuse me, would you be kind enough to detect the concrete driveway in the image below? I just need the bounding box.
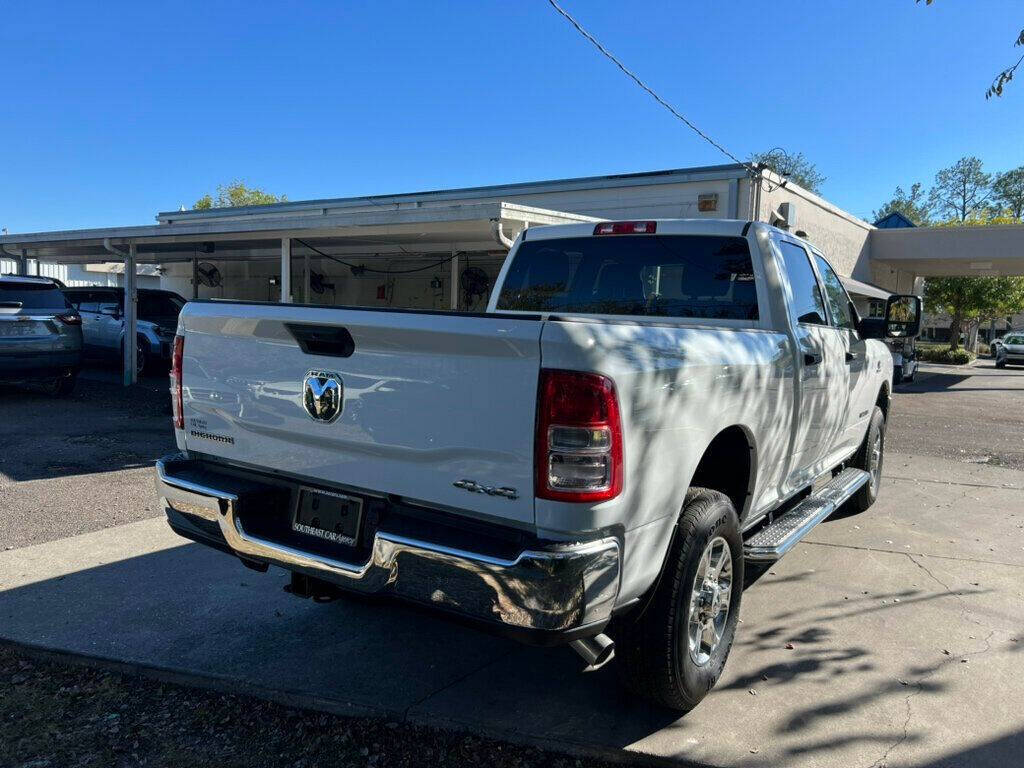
[1,364,1022,767]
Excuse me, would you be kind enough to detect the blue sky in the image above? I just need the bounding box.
[1,1,1021,233]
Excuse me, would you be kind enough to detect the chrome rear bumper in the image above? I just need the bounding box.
[155,454,620,636]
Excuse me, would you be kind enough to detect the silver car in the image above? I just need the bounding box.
[995,333,1024,368]
[63,287,185,375]
[0,275,83,396]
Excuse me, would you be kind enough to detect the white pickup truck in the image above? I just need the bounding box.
[155,219,920,711]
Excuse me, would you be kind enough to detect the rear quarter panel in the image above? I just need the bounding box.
[538,319,793,601]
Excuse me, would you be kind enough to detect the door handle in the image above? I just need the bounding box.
[845,351,858,363]
[804,352,823,366]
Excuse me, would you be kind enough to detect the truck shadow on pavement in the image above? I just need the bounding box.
[0,533,999,765]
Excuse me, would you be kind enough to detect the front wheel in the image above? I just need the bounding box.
[615,488,743,712]
[844,405,886,514]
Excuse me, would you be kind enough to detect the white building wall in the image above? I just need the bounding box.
[750,176,874,281]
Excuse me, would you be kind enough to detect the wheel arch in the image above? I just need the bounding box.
[876,380,891,421]
[687,424,757,519]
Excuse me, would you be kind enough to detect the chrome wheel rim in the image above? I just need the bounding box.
[869,432,882,493]
[687,536,733,666]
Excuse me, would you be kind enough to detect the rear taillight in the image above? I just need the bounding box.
[535,369,623,502]
[593,221,656,235]
[170,334,184,429]
[56,313,81,326]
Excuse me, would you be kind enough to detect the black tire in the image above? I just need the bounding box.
[844,405,886,514]
[615,488,743,712]
[49,372,77,397]
[120,338,147,377]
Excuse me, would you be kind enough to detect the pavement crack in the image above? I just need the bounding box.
[883,474,1024,491]
[802,540,1024,570]
[865,628,998,768]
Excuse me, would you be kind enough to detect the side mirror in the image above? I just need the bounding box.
[858,294,922,339]
[884,294,922,339]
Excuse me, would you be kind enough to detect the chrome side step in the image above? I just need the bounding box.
[744,467,869,562]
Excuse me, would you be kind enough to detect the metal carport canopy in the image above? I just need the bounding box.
[0,202,601,263]
[0,201,601,387]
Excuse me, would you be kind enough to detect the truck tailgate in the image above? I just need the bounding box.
[178,302,541,526]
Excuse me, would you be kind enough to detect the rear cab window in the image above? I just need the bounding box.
[495,235,759,321]
[0,281,70,311]
[776,241,828,326]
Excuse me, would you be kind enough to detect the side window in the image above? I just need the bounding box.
[813,254,855,330]
[777,241,828,326]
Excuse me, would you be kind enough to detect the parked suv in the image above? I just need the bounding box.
[0,275,83,395]
[995,333,1024,368]
[63,288,185,375]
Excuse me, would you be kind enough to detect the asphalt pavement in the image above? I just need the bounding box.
[887,360,1024,470]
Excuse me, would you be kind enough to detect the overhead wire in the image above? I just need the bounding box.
[545,0,784,192]
[293,237,461,275]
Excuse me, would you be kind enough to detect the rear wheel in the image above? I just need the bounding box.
[844,405,885,514]
[120,338,147,377]
[615,488,743,712]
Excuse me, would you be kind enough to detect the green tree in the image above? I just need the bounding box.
[193,181,287,210]
[924,276,1024,351]
[918,1,1022,98]
[993,167,1024,220]
[750,149,826,194]
[928,157,992,223]
[872,183,932,225]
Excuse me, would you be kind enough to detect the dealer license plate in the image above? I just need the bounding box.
[292,487,363,546]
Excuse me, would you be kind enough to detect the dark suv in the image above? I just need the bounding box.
[0,276,83,395]
[63,287,185,375]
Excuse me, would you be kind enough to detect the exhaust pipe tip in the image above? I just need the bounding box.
[570,633,615,668]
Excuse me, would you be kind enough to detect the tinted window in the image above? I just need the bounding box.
[813,254,854,329]
[777,242,827,325]
[496,235,758,321]
[0,281,69,310]
[138,292,185,319]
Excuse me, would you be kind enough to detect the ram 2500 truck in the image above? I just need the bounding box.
[155,219,920,712]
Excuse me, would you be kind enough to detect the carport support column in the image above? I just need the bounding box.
[280,238,292,303]
[123,243,138,386]
[450,248,458,311]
